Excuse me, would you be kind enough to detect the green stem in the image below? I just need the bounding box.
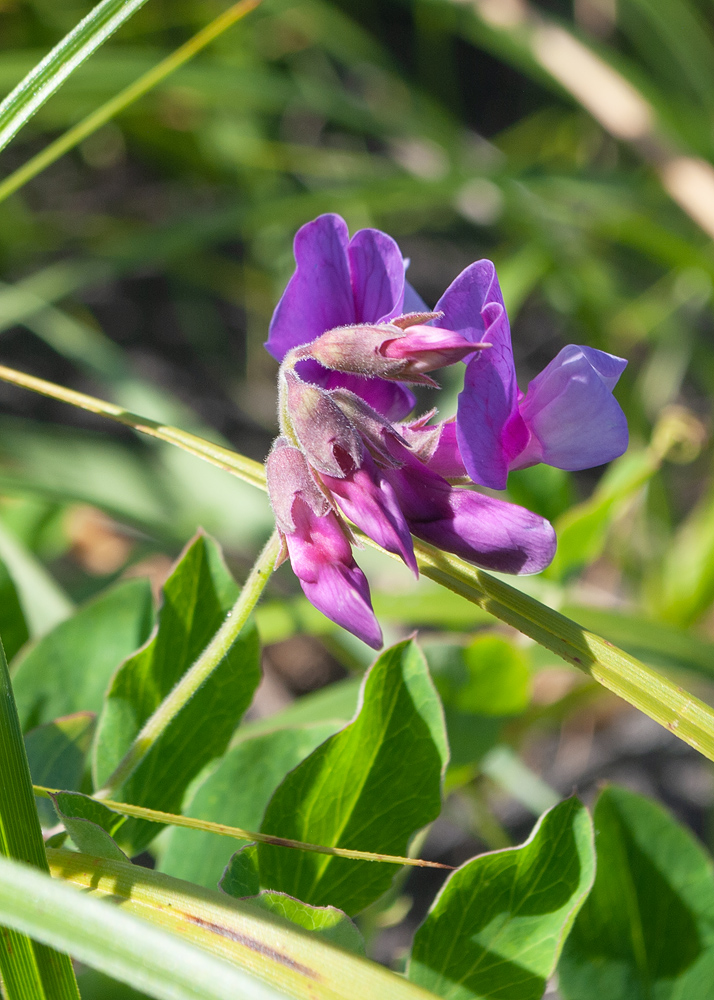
[0,0,262,205]
[95,530,281,800]
[410,538,714,762]
[1,362,713,762]
[0,364,265,490]
[0,641,80,999]
[34,786,451,869]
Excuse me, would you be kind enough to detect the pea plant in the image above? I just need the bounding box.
[2,3,714,1000]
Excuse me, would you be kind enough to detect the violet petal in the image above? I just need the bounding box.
[348,228,405,324]
[437,260,526,489]
[322,451,418,576]
[285,499,382,648]
[265,214,355,362]
[519,345,628,471]
[386,450,556,575]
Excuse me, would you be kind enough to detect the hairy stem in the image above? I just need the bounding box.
[95,530,280,799]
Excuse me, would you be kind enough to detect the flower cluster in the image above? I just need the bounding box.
[265,214,627,648]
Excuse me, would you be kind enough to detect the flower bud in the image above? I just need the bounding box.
[329,388,409,467]
[302,321,487,386]
[282,370,363,478]
[266,437,329,534]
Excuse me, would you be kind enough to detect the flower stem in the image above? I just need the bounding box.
[0,363,266,490]
[1,362,714,762]
[95,529,280,800]
[0,640,80,999]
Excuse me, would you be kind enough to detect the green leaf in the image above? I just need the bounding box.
[11,578,153,732]
[408,798,595,1000]
[93,532,261,854]
[219,844,260,898]
[51,791,128,863]
[258,639,448,915]
[431,635,531,716]
[0,554,29,661]
[0,627,80,999]
[24,712,95,826]
[160,724,338,890]
[0,0,152,153]
[219,848,365,954]
[559,785,714,1000]
[249,892,365,956]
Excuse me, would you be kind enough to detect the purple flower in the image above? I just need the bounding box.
[264,218,629,649]
[434,260,628,490]
[265,213,424,420]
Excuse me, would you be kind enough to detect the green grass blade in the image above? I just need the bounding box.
[0,642,80,999]
[45,848,440,1000]
[0,0,262,204]
[0,855,290,1000]
[0,0,153,153]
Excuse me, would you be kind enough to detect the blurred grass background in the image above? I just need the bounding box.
[4,0,714,969]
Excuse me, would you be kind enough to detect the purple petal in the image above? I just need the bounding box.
[425,421,467,479]
[348,228,405,324]
[265,214,355,362]
[437,260,524,489]
[456,341,528,490]
[285,499,382,648]
[518,345,628,471]
[385,450,556,574]
[322,451,417,576]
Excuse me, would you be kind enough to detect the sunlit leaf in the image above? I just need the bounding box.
[408,798,595,1000]
[258,638,448,915]
[160,724,338,890]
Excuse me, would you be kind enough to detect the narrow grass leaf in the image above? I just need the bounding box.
[0,0,152,152]
[46,848,438,1000]
[0,639,80,999]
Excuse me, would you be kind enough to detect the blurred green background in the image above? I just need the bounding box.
[4,0,714,964]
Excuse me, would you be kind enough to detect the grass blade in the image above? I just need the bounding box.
[45,848,440,1000]
[0,855,290,1000]
[0,642,80,999]
[0,0,263,205]
[0,0,152,153]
